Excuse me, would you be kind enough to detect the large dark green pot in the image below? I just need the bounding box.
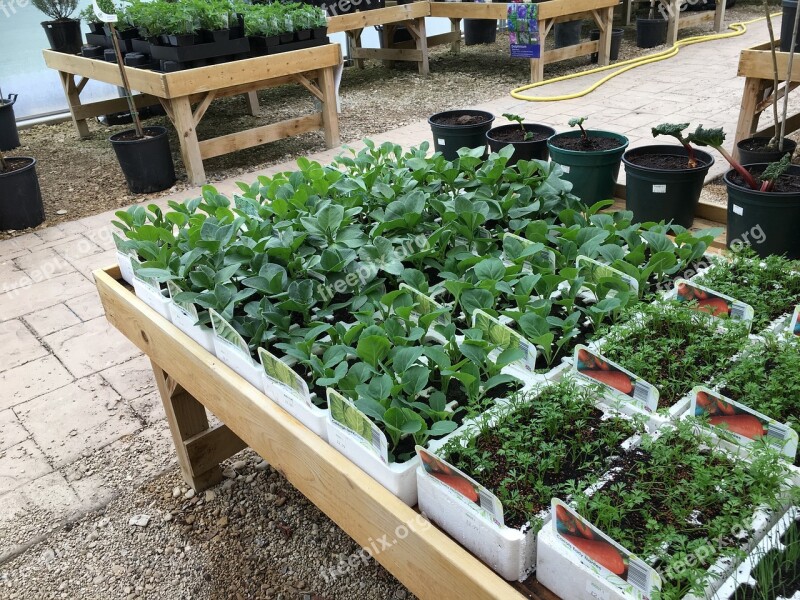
[622,145,714,227]
[547,130,628,203]
[724,164,800,259]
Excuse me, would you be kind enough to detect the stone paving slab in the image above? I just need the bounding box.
[0,15,787,557]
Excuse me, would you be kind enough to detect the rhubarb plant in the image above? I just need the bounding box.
[652,123,698,168]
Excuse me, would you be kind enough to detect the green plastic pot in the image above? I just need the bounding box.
[724,164,800,259]
[547,130,628,204]
[622,145,714,227]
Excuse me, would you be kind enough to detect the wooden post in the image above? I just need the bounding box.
[530,18,547,83]
[734,77,769,161]
[319,66,341,149]
[349,28,365,69]
[383,23,396,69]
[170,95,206,185]
[150,362,224,491]
[713,0,726,32]
[449,18,461,53]
[596,7,613,67]
[244,91,260,116]
[408,18,430,76]
[665,0,680,47]
[59,72,91,139]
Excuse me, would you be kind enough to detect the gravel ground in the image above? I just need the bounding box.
[1,1,767,239]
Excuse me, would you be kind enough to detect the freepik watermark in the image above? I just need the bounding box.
[319,513,433,583]
[662,517,751,581]
[317,234,429,302]
[324,0,381,17]
[0,0,31,19]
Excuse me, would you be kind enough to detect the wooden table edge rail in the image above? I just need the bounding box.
[734,40,800,159]
[43,45,342,186]
[95,266,569,600]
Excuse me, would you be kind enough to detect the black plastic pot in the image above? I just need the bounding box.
[82,44,104,58]
[88,22,104,35]
[486,124,556,164]
[622,145,714,227]
[554,20,582,48]
[0,94,20,152]
[110,126,176,194]
[736,137,797,165]
[589,27,623,63]
[547,130,629,204]
[0,158,44,231]
[725,164,800,259]
[782,0,800,52]
[636,17,667,48]
[201,29,230,43]
[42,19,82,54]
[429,109,495,160]
[296,29,312,41]
[280,32,295,44]
[167,33,198,47]
[464,19,497,45]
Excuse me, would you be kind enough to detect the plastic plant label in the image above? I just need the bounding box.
[472,309,537,372]
[561,164,571,173]
[116,251,135,284]
[576,255,639,296]
[586,581,610,600]
[131,257,167,307]
[437,138,446,146]
[416,446,504,526]
[399,283,450,325]
[502,232,557,271]
[166,280,201,330]
[209,308,251,366]
[574,345,659,413]
[328,389,388,464]
[691,386,798,461]
[92,0,118,23]
[652,184,666,194]
[789,305,800,337]
[552,499,661,600]
[674,279,754,327]
[732,204,744,216]
[258,347,311,409]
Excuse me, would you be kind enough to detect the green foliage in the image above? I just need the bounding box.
[32,0,78,21]
[568,116,588,140]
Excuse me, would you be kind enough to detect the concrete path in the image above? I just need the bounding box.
[0,15,783,559]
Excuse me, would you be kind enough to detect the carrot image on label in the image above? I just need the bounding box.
[556,504,626,577]
[577,349,634,395]
[696,391,736,416]
[677,283,731,317]
[709,415,768,440]
[419,450,479,504]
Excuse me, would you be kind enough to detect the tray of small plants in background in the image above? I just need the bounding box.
[536,422,797,600]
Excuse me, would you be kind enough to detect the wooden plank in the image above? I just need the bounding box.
[71,93,161,121]
[170,96,206,185]
[696,200,727,225]
[186,75,299,103]
[58,71,91,139]
[327,2,430,33]
[350,47,424,61]
[94,268,527,600]
[44,50,169,97]
[734,77,769,152]
[738,44,800,81]
[184,423,248,476]
[319,67,341,148]
[162,44,342,98]
[198,113,323,159]
[675,9,715,30]
[192,91,217,128]
[542,40,600,64]
[428,0,616,20]
[392,30,460,50]
[754,110,800,140]
[245,91,260,116]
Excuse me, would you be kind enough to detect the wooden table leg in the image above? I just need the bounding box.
[349,29,365,69]
[383,24,396,69]
[665,0,680,47]
[58,71,91,139]
[151,361,247,491]
[449,18,461,53]
[530,18,546,83]
[409,18,430,76]
[169,96,206,185]
[319,66,341,149]
[244,91,260,116]
[734,77,769,160]
[625,0,634,26]
[596,7,613,67]
[714,0,726,32]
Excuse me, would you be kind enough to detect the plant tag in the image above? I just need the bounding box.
[437,138,446,146]
[116,251,135,284]
[502,232,557,271]
[576,256,639,296]
[573,345,659,413]
[732,204,744,216]
[416,446,504,526]
[586,581,610,600]
[328,389,388,464]
[130,256,167,306]
[652,184,666,194]
[166,280,200,329]
[552,499,661,600]
[92,0,118,23]
[560,164,571,173]
[472,309,537,372]
[258,348,312,409]
[399,283,450,325]
[788,305,800,337]
[209,308,251,364]
[674,279,754,327]
[691,386,798,461]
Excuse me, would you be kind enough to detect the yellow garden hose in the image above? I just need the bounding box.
[510,12,780,102]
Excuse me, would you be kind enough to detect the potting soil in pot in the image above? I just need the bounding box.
[729,167,800,194]
[550,135,622,152]
[489,128,550,143]
[625,154,711,169]
[430,114,492,127]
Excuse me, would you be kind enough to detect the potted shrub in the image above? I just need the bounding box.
[0,89,20,151]
[486,113,555,164]
[547,117,629,204]
[690,125,800,259]
[33,0,82,54]
[428,109,495,161]
[0,149,45,231]
[622,123,715,227]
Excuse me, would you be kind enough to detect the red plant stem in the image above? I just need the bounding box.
[682,141,697,168]
[715,145,759,190]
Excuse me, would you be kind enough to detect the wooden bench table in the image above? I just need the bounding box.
[623,0,726,46]
[43,45,342,185]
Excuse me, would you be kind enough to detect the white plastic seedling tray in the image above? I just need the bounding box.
[167,300,215,353]
[131,277,172,322]
[116,251,135,286]
[416,374,654,582]
[711,506,799,600]
[262,374,328,441]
